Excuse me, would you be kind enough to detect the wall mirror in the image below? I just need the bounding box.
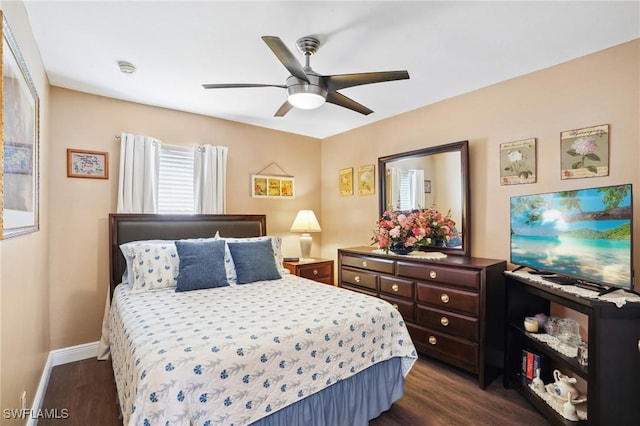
[378,140,470,256]
[1,13,40,239]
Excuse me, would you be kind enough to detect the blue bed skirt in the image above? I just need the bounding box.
[251,357,405,426]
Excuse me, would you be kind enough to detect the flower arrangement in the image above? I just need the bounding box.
[371,208,458,253]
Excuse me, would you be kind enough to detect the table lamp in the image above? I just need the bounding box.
[290,210,321,260]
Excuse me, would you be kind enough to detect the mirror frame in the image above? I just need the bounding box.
[378,140,470,256]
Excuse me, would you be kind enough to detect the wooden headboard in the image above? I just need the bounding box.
[109,213,267,295]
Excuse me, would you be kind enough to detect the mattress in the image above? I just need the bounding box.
[109,273,417,426]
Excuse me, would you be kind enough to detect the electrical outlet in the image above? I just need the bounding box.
[20,391,27,411]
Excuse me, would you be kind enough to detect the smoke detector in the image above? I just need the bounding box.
[118,61,136,74]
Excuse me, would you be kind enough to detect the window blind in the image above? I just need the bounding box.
[158,144,194,214]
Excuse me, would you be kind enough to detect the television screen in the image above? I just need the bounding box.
[510,184,633,290]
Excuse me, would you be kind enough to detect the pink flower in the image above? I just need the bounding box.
[571,137,598,155]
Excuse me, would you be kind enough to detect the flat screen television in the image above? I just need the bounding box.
[510,184,634,293]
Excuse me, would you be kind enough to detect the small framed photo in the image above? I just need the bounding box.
[67,149,109,179]
[424,180,431,193]
[561,124,609,179]
[500,138,537,185]
[251,174,294,198]
[358,165,375,195]
[339,167,353,196]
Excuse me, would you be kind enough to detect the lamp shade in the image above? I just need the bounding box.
[290,210,321,233]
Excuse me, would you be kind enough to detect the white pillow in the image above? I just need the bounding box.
[120,241,179,294]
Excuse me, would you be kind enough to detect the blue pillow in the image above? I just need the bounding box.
[175,239,229,291]
[227,239,282,284]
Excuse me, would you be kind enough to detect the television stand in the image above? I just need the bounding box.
[504,273,640,425]
[541,275,576,285]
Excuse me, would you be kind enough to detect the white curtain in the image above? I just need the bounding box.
[117,132,161,213]
[194,145,228,214]
[408,169,425,209]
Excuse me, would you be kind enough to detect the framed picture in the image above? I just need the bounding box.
[1,13,40,239]
[358,164,375,195]
[251,174,295,198]
[339,167,353,196]
[500,138,537,185]
[561,124,609,179]
[424,180,432,193]
[67,149,109,179]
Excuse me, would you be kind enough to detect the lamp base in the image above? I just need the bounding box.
[299,233,314,260]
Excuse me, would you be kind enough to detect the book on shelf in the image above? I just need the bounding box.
[521,349,544,384]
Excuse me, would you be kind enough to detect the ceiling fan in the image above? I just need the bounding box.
[202,36,410,117]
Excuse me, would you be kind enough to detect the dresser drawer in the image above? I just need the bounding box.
[341,267,377,290]
[407,324,478,373]
[416,305,479,341]
[380,295,415,322]
[341,254,394,274]
[298,263,332,280]
[380,276,414,299]
[397,261,480,290]
[341,283,377,298]
[416,283,479,316]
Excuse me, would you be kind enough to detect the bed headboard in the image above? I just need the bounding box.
[109,213,267,295]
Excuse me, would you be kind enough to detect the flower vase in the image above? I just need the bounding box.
[433,239,446,247]
[389,243,414,255]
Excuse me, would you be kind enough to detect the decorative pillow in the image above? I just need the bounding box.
[227,239,282,284]
[120,241,179,294]
[218,236,286,280]
[174,239,229,291]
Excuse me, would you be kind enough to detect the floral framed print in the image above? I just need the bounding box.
[561,124,609,180]
[357,164,375,196]
[339,167,353,196]
[500,138,536,185]
[251,174,295,198]
[67,149,109,178]
[1,12,40,239]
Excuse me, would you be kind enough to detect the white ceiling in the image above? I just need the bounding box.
[23,1,640,139]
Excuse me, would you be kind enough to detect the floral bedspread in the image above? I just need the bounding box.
[110,274,417,426]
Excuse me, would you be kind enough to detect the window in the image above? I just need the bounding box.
[158,144,194,214]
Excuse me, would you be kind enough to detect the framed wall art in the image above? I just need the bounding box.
[339,167,353,196]
[67,149,109,179]
[1,12,40,239]
[561,124,609,180]
[423,180,432,193]
[357,164,375,196]
[500,138,537,185]
[251,174,295,198]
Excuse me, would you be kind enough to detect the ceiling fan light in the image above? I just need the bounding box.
[287,83,327,109]
[288,92,326,109]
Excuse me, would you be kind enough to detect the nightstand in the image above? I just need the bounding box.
[283,258,334,285]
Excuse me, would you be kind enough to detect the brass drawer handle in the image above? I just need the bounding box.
[440,317,449,326]
[362,261,368,267]
[429,336,437,345]
[354,276,360,283]
[392,284,399,292]
[429,271,437,279]
[392,303,399,310]
[313,269,318,275]
[440,293,450,303]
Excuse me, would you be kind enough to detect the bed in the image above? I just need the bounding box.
[108,213,417,426]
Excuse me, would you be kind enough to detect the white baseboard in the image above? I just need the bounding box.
[28,341,100,426]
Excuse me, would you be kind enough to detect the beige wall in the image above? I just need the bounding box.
[48,88,321,349]
[0,1,51,422]
[320,40,639,273]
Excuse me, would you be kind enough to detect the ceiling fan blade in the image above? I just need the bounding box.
[324,71,409,92]
[262,36,309,83]
[274,100,294,117]
[326,91,373,115]
[202,83,286,89]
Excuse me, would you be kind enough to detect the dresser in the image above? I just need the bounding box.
[284,258,334,285]
[338,246,506,388]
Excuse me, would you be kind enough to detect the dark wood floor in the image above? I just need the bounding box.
[40,355,549,425]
